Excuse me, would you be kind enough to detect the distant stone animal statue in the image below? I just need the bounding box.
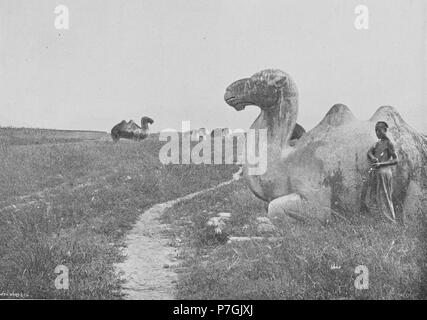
[224,69,427,225]
[210,124,305,142]
[191,128,209,141]
[111,116,154,142]
[210,128,230,138]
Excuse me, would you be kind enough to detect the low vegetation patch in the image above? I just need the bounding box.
[0,134,236,299]
[162,183,426,300]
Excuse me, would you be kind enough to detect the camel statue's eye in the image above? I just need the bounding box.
[273,77,287,88]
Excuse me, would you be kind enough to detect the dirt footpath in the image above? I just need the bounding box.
[115,179,234,300]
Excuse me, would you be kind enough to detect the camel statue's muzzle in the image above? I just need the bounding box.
[225,76,282,111]
[224,78,251,111]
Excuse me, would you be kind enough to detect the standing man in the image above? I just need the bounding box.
[366,121,399,223]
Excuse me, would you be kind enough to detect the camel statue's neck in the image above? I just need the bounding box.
[259,92,298,153]
[141,122,149,131]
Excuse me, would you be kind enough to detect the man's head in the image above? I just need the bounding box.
[375,121,388,139]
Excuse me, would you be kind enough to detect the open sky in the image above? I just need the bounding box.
[0,0,426,133]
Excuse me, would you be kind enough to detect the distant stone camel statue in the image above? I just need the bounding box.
[111,116,154,142]
[224,69,427,225]
[210,125,306,142]
[191,128,209,141]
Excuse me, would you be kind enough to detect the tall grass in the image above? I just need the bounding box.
[0,135,237,299]
[162,183,426,300]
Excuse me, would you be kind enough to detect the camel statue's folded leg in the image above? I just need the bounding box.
[268,193,305,222]
[268,193,330,223]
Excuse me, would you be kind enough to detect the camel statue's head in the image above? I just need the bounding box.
[141,116,154,125]
[224,69,298,111]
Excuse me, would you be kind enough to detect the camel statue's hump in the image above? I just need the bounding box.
[318,104,356,127]
[298,104,362,146]
[369,106,407,127]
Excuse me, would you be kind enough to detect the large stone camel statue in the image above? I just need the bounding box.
[111,116,154,142]
[224,69,427,225]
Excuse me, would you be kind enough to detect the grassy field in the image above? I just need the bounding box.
[0,131,237,299]
[162,183,426,299]
[0,127,109,146]
[0,128,425,299]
